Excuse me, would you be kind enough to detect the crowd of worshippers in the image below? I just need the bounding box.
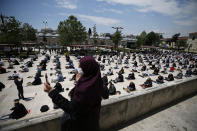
[0,53,67,120]
[98,50,197,94]
[1,50,197,120]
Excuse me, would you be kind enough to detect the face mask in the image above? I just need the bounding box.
[78,68,84,75]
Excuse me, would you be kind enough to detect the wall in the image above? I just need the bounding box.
[1,77,197,131]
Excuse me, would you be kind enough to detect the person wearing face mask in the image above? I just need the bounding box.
[44,56,105,131]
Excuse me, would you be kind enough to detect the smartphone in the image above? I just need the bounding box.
[45,73,50,85]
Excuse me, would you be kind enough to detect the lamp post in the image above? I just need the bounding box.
[112,26,123,50]
[43,20,47,48]
[112,26,123,32]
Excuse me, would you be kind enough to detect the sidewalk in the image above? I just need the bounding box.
[111,93,197,131]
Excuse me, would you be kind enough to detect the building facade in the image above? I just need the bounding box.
[187,32,197,52]
[36,28,59,45]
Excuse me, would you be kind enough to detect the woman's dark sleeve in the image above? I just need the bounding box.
[10,107,16,110]
[49,89,75,113]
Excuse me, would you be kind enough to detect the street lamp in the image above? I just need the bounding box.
[112,27,124,45]
[43,20,47,47]
[112,26,123,32]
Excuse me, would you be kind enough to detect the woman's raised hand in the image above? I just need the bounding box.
[44,82,53,93]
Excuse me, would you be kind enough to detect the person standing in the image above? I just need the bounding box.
[44,56,104,131]
[14,76,25,100]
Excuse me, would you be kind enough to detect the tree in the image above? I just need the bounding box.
[171,33,180,48]
[92,24,98,45]
[21,23,37,42]
[57,15,87,47]
[175,39,187,51]
[100,40,105,45]
[0,16,22,45]
[135,31,146,47]
[145,31,160,46]
[88,28,92,37]
[87,28,92,44]
[135,36,143,48]
[141,31,147,39]
[112,30,122,50]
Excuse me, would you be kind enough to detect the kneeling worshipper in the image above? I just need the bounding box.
[20,65,29,72]
[141,78,152,89]
[123,82,136,93]
[8,71,20,80]
[156,75,164,84]
[141,64,146,71]
[133,61,138,67]
[174,70,183,79]
[185,68,192,77]
[114,63,119,69]
[125,72,135,80]
[13,59,20,65]
[26,61,33,67]
[161,67,167,74]
[51,72,65,83]
[165,73,174,81]
[107,68,113,76]
[108,81,116,95]
[114,73,124,83]
[32,75,42,85]
[0,99,28,120]
[57,72,65,82]
[118,67,124,74]
[152,67,159,75]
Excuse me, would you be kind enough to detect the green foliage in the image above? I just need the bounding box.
[21,23,37,41]
[175,39,187,50]
[57,15,87,46]
[0,15,36,45]
[135,31,146,47]
[171,33,180,48]
[112,30,122,49]
[144,31,160,46]
[135,36,143,47]
[141,31,147,39]
[172,33,180,43]
[100,40,105,45]
[88,28,92,37]
[0,16,22,45]
[92,24,98,45]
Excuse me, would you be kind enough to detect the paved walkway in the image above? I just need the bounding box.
[111,93,197,131]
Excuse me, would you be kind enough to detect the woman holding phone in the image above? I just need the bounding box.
[44,56,105,131]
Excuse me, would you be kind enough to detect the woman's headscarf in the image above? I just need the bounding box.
[74,56,103,108]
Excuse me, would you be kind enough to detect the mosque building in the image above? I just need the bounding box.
[36,28,59,45]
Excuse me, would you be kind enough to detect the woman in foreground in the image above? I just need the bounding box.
[44,56,105,131]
